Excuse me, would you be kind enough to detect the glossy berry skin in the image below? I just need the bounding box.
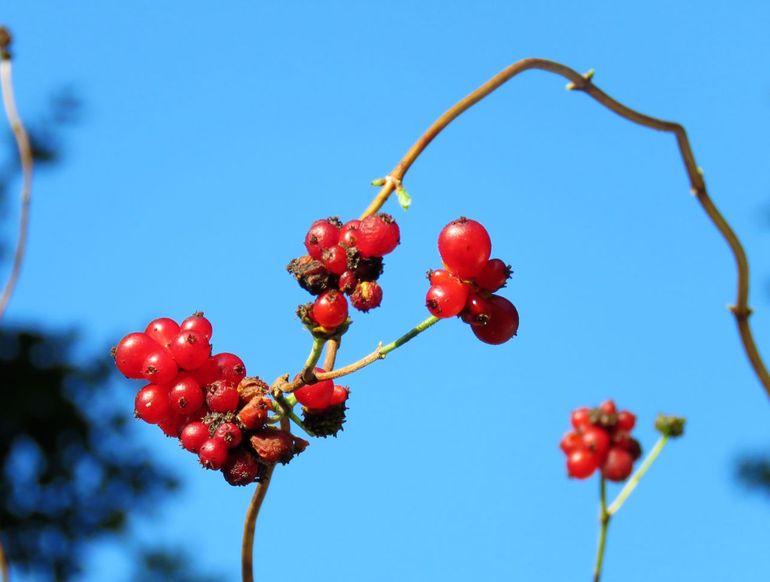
[329,385,349,406]
[169,375,204,414]
[312,290,349,329]
[470,295,519,345]
[322,245,348,275]
[560,431,582,454]
[158,413,185,438]
[427,269,455,287]
[180,421,210,453]
[305,218,340,260]
[339,220,360,248]
[135,384,171,424]
[602,447,634,482]
[355,213,400,257]
[476,258,511,292]
[198,438,229,470]
[170,330,211,370]
[145,318,180,347]
[180,312,213,341]
[617,410,636,431]
[461,292,492,326]
[567,448,598,479]
[212,353,247,385]
[338,270,358,294]
[295,370,335,410]
[206,381,240,413]
[350,280,383,312]
[426,280,470,319]
[571,407,592,430]
[193,356,221,386]
[438,217,492,279]
[581,427,611,463]
[214,422,243,448]
[115,333,160,379]
[141,350,179,385]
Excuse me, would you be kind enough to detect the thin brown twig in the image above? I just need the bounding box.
[360,57,770,398]
[0,33,33,320]
[322,337,340,371]
[241,416,289,582]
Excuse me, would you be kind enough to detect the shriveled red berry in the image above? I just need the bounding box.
[305,218,341,260]
[250,428,296,464]
[312,290,348,329]
[238,395,273,429]
[141,350,179,385]
[339,270,358,294]
[180,312,213,341]
[617,410,636,431]
[329,385,349,406]
[571,407,592,430]
[222,448,262,486]
[460,292,492,326]
[180,421,210,453]
[170,330,211,370]
[339,219,360,248]
[294,369,335,410]
[169,375,204,414]
[438,217,492,279]
[567,448,598,479]
[198,438,229,469]
[350,280,383,312]
[145,318,180,347]
[212,353,247,385]
[470,295,519,345]
[206,380,240,413]
[560,431,582,454]
[322,245,348,275]
[581,427,611,463]
[602,447,634,482]
[426,280,470,319]
[355,213,400,257]
[135,384,171,424]
[215,422,243,448]
[476,258,512,292]
[114,332,160,379]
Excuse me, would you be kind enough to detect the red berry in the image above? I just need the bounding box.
[238,395,273,429]
[114,332,160,379]
[329,385,349,406]
[294,369,335,410]
[475,258,511,292]
[355,213,400,257]
[170,330,211,370]
[427,269,454,286]
[206,380,240,413]
[567,448,598,479]
[158,413,185,438]
[339,220,360,248]
[461,292,492,326]
[305,218,341,260]
[193,356,220,386]
[135,384,171,424]
[141,350,179,385]
[438,217,492,279]
[180,421,211,453]
[222,448,262,486]
[470,295,519,345]
[180,312,213,341]
[169,375,204,414]
[599,400,617,415]
[338,270,358,294]
[312,290,348,329]
[571,407,592,430]
[214,422,243,448]
[581,427,611,463]
[145,318,180,347]
[426,280,470,319]
[322,245,348,275]
[350,280,383,312]
[249,428,296,464]
[612,431,642,460]
[602,447,634,482]
[559,431,582,454]
[212,353,247,385]
[198,438,229,469]
[617,410,636,431]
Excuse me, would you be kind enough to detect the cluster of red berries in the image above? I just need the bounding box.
[560,400,641,481]
[426,217,519,345]
[113,313,307,485]
[288,214,400,330]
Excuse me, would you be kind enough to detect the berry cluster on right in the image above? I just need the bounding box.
[560,400,641,481]
[426,217,519,345]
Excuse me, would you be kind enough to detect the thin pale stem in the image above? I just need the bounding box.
[241,417,289,582]
[607,435,669,516]
[360,57,770,399]
[300,336,325,382]
[0,51,33,320]
[594,477,609,582]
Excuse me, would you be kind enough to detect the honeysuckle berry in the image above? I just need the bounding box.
[170,330,211,370]
[312,290,349,329]
[206,380,240,413]
[322,245,348,275]
[222,447,262,486]
[602,447,634,482]
[567,448,598,479]
[212,352,247,385]
[617,410,636,431]
[198,438,229,470]
[350,280,383,312]
[612,430,642,460]
[560,431,582,454]
[461,292,492,326]
[427,268,456,286]
[355,213,400,257]
[475,258,512,292]
[181,421,210,453]
[145,317,180,347]
[338,270,358,294]
[339,219,360,248]
[214,422,243,448]
[135,384,171,424]
[294,369,334,410]
[438,217,492,279]
[426,282,470,319]
[141,349,179,385]
[581,426,611,464]
[470,295,519,345]
[169,375,204,414]
[305,218,341,259]
[115,332,161,379]
[180,312,213,341]
[571,407,592,430]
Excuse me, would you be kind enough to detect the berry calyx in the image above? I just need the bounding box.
[438,217,492,279]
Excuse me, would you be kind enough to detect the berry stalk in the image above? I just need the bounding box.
[607,434,669,516]
[593,477,610,582]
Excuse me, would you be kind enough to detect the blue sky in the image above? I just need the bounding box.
[4,1,770,580]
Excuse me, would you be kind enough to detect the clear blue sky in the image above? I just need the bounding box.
[4,1,770,580]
